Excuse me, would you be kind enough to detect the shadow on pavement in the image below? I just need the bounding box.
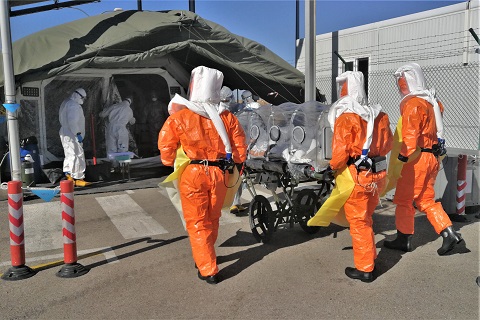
[219,201,477,282]
[372,201,476,280]
[83,236,187,270]
[217,224,347,281]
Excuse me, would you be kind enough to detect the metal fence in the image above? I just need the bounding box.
[316,62,480,152]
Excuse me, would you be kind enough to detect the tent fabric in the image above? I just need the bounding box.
[2,10,313,104]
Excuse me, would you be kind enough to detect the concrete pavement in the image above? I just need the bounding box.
[0,178,478,319]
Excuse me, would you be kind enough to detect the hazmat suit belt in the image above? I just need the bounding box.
[190,160,223,167]
[347,155,387,173]
[421,145,445,157]
[347,156,371,169]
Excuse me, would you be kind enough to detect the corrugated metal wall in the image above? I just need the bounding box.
[297,1,479,150]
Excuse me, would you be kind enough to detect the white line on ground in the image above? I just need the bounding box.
[96,194,168,239]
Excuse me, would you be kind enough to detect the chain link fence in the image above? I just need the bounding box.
[316,62,479,152]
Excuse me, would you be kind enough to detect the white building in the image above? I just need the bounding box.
[296,0,480,212]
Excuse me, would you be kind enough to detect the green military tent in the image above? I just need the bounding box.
[1,9,314,103]
[0,9,321,178]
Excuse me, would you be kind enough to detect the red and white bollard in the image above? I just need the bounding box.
[1,181,36,281]
[56,180,89,278]
[456,154,468,215]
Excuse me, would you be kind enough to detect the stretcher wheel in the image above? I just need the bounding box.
[249,195,274,243]
[294,189,321,234]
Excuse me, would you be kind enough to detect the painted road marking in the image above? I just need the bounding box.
[96,194,168,239]
[23,201,63,253]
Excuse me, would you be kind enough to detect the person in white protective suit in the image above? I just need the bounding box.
[58,88,91,187]
[220,86,234,110]
[100,97,136,155]
[241,90,261,110]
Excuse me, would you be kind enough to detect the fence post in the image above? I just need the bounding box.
[456,154,468,216]
[56,180,89,278]
[1,180,36,281]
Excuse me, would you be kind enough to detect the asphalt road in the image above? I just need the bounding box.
[0,178,478,320]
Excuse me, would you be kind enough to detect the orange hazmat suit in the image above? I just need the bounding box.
[158,107,247,278]
[329,71,393,274]
[331,111,393,272]
[392,63,452,235]
[393,96,452,234]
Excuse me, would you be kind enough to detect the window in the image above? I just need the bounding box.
[357,58,369,96]
[340,57,369,96]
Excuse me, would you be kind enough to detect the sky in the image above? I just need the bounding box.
[9,0,465,66]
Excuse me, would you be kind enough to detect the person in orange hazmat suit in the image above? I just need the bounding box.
[384,62,463,255]
[328,71,393,282]
[158,66,247,284]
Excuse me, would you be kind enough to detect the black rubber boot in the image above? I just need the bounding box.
[345,267,373,283]
[198,271,220,284]
[384,230,413,252]
[437,226,464,256]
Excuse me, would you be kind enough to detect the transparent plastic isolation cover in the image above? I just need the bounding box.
[235,105,272,159]
[267,102,297,161]
[41,73,172,163]
[288,101,332,171]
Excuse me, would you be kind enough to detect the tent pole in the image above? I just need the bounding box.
[304,0,316,102]
[0,0,22,181]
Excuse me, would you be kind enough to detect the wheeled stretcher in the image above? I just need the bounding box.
[237,101,334,243]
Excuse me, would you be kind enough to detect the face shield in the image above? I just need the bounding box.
[395,73,410,97]
[337,79,348,98]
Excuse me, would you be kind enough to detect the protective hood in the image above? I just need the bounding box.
[168,66,232,155]
[71,88,86,105]
[328,71,381,155]
[220,86,233,102]
[335,71,367,105]
[394,63,444,140]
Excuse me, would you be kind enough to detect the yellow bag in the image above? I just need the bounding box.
[159,147,191,215]
[222,165,242,209]
[307,166,354,228]
[381,117,420,196]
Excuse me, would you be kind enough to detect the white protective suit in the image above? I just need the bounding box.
[100,98,136,154]
[59,88,87,179]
